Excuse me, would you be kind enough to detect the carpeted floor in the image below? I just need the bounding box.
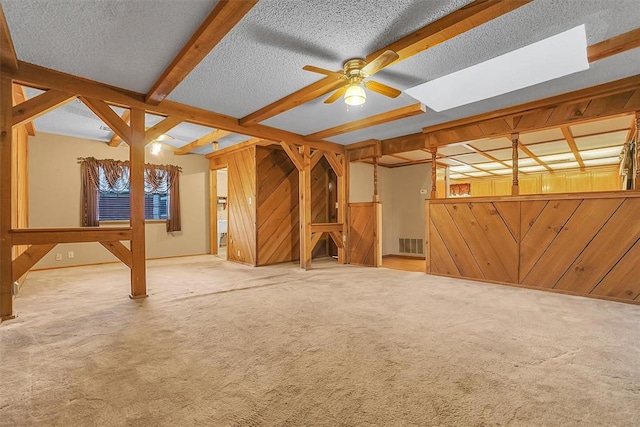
[1,255,639,426]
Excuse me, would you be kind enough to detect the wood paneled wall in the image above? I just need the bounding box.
[426,192,640,303]
[227,146,256,265]
[449,166,620,197]
[256,146,299,265]
[11,125,28,275]
[349,202,381,266]
[254,146,335,266]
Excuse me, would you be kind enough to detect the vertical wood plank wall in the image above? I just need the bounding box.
[311,157,332,258]
[426,192,640,303]
[227,146,257,265]
[256,146,299,265]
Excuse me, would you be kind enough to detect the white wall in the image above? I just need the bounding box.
[349,162,374,202]
[216,169,228,220]
[28,132,210,269]
[379,164,431,256]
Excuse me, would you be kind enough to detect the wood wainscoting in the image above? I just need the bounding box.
[349,202,382,267]
[426,191,640,304]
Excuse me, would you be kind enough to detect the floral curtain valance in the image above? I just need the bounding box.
[79,157,182,232]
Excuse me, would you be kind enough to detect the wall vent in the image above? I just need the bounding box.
[399,238,424,255]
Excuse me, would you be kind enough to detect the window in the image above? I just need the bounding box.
[80,157,181,231]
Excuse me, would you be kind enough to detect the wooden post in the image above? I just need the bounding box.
[337,153,347,264]
[511,132,520,196]
[635,112,640,190]
[299,145,311,270]
[430,148,437,199]
[209,169,218,254]
[0,75,14,321]
[129,108,147,299]
[373,158,379,202]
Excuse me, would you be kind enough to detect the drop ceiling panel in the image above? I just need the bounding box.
[574,130,628,150]
[526,141,570,156]
[398,150,430,160]
[519,128,564,144]
[570,115,634,137]
[450,153,494,164]
[489,148,516,161]
[469,137,512,151]
[438,145,473,156]
[379,155,406,165]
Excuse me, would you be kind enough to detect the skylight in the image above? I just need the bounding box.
[405,25,589,112]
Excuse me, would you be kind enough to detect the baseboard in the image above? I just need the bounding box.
[382,254,426,260]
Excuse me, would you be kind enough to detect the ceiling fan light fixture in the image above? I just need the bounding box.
[344,83,366,106]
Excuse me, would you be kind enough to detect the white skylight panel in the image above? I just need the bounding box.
[538,152,576,163]
[579,146,623,159]
[491,169,513,175]
[583,157,621,167]
[519,165,548,173]
[405,25,589,112]
[549,161,580,170]
[465,171,492,177]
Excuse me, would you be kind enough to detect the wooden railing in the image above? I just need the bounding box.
[425,191,640,304]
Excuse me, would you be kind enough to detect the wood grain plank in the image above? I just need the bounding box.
[520,200,548,239]
[429,203,484,279]
[129,108,147,298]
[519,200,581,281]
[588,27,640,63]
[12,89,75,128]
[590,240,640,300]
[492,201,520,242]
[100,241,132,268]
[554,198,640,294]
[429,220,461,276]
[0,4,18,72]
[11,244,56,282]
[521,198,623,288]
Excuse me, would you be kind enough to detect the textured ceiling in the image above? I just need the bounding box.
[3,0,640,154]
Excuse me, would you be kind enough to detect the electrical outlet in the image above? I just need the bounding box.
[67,251,74,259]
[55,253,62,261]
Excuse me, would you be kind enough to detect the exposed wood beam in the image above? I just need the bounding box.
[560,126,585,170]
[0,3,18,72]
[100,241,132,269]
[345,139,381,161]
[588,28,640,63]
[310,149,323,170]
[145,0,258,104]
[11,61,344,154]
[517,142,553,172]
[239,0,531,126]
[108,110,130,147]
[12,90,75,128]
[80,97,132,145]
[11,227,131,246]
[175,128,232,155]
[323,152,344,177]
[145,116,182,144]
[381,132,425,156]
[305,103,425,140]
[310,232,323,253]
[11,84,35,135]
[280,141,304,171]
[11,244,56,282]
[1,75,14,320]
[206,137,272,165]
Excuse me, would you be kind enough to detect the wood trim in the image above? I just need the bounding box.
[328,231,344,249]
[209,170,218,255]
[429,190,640,204]
[310,222,343,233]
[81,97,132,145]
[145,116,182,144]
[129,108,147,298]
[0,3,18,72]
[323,152,344,177]
[10,227,132,245]
[176,128,231,155]
[11,244,56,282]
[299,146,312,269]
[239,0,530,126]
[12,90,75,128]
[146,0,258,104]
[108,109,130,147]
[517,142,553,172]
[305,103,425,140]
[463,144,512,168]
[381,132,425,156]
[587,28,640,63]
[310,149,323,170]
[99,241,132,268]
[310,231,323,253]
[280,141,304,171]
[0,75,14,320]
[560,126,585,170]
[11,84,35,135]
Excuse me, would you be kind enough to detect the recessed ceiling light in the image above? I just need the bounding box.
[405,25,589,112]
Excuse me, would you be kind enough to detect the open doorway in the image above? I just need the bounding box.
[215,168,228,259]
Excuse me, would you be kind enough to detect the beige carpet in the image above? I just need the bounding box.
[1,255,639,426]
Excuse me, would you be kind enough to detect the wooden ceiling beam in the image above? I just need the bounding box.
[145,116,182,144]
[305,103,425,140]
[560,126,585,171]
[517,142,553,172]
[381,132,426,156]
[12,89,75,128]
[588,28,640,63]
[175,129,232,155]
[9,61,343,154]
[80,97,132,145]
[239,0,531,126]
[108,110,130,147]
[463,143,512,168]
[145,0,258,105]
[11,84,35,135]
[0,4,18,72]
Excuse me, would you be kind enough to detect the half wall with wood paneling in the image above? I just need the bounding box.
[349,202,381,267]
[426,192,640,303]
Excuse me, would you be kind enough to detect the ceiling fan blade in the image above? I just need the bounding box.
[303,65,345,79]
[324,86,348,103]
[365,80,402,98]
[361,50,399,76]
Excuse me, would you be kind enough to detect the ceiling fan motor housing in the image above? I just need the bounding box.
[343,58,367,78]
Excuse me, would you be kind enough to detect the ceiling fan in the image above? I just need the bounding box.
[303,50,402,106]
